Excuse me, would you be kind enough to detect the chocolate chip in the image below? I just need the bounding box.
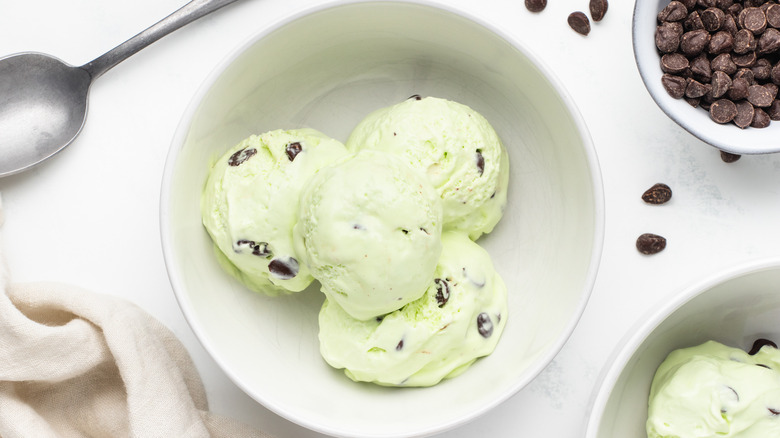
[396,339,404,350]
[408,94,422,101]
[285,142,302,161]
[227,147,257,166]
[770,408,780,415]
[657,22,685,52]
[768,99,780,119]
[475,149,485,175]
[687,78,711,97]
[568,11,591,35]
[735,67,756,84]
[732,51,757,67]
[661,53,690,74]
[711,53,737,75]
[748,83,775,106]
[589,0,609,21]
[758,27,780,53]
[743,7,767,34]
[690,54,713,80]
[710,98,738,122]
[734,100,755,128]
[734,28,757,54]
[525,0,547,12]
[685,96,702,107]
[748,338,777,355]
[636,233,667,254]
[711,70,733,98]
[660,0,687,21]
[662,74,688,98]
[758,363,772,369]
[434,278,450,307]
[709,30,734,53]
[685,11,706,30]
[699,0,718,8]
[234,240,272,258]
[720,150,742,162]
[477,313,494,338]
[268,257,299,279]
[642,183,673,204]
[751,57,772,80]
[767,4,780,27]
[723,14,739,34]
[681,29,712,55]
[702,7,726,30]
[752,106,771,126]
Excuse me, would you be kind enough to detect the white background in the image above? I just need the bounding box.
[2,0,780,437]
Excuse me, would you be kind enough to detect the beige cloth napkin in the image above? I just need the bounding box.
[0,201,272,438]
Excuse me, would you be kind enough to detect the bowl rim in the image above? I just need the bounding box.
[159,0,605,436]
[632,0,780,155]
[584,256,780,438]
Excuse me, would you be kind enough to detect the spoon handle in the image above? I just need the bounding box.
[81,0,241,79]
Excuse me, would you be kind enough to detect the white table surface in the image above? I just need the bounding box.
[2,1,780,437]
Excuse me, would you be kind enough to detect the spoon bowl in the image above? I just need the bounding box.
[0,53,90,176]
[0,0,240,178]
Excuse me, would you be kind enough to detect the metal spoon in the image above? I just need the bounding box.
[0,0,241,178]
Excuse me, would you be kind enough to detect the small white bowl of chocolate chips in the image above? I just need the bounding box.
[634,0,780,154]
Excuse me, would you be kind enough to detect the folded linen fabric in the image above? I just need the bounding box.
[0,201,272,438]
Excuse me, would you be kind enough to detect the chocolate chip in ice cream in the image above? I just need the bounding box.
[285,142,302,161]
[748,338,778,355]
[235,240,272,258]
[434,278,450,307]
[268,257,299,279]
[475,149,485,175]
[477,313,494,338]
[228,147,257,166]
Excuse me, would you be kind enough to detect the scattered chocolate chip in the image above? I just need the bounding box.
[734,100,755,128]
[636,233,667,255]
[590,0,609,21]
[757,363,772,369]
[770,407,780,415]
[228,147,257,166]
[720,150,742,162]
[710,98,738,122]
[525,0,547,12]
[748,338,777,355]
[268,257,299,279]
[568,11,591,35]
[408,94,422,101]
[642,183,673,204]
[396,339,404,350]
[434,278,450,307]
[477,313,494,338]
[285,142,302,161]
[475,149,485,175]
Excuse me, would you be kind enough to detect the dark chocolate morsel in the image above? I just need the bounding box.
[734,101,755,129]
[228,147,257,166]
[475,149,485,175]
[434,278,451,307]
[285,142,302,161]
[525,0,547,13]
[568,11,591,36]
[770,407,780,415]
[408,94,422,101]
[396,339,404,350]
[590,0,608,21]
[748,338,778,355]
[710,99,738,123]
[720,150,742,162]
[642,183,673,204]
[477,313,494,338]
[636,233,667,255]
[235,240,272,258]
[268,257,299,279]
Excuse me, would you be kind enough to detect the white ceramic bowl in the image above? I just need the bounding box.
[161,1,604,436]
[586,258,780,437]
[633,0,780,154]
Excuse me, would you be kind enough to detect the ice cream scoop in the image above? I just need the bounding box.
[293,149,443,320]
[318,231,508,387]
[346,96,509,240]
[647,340,780,438]
[201,128,348,295]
